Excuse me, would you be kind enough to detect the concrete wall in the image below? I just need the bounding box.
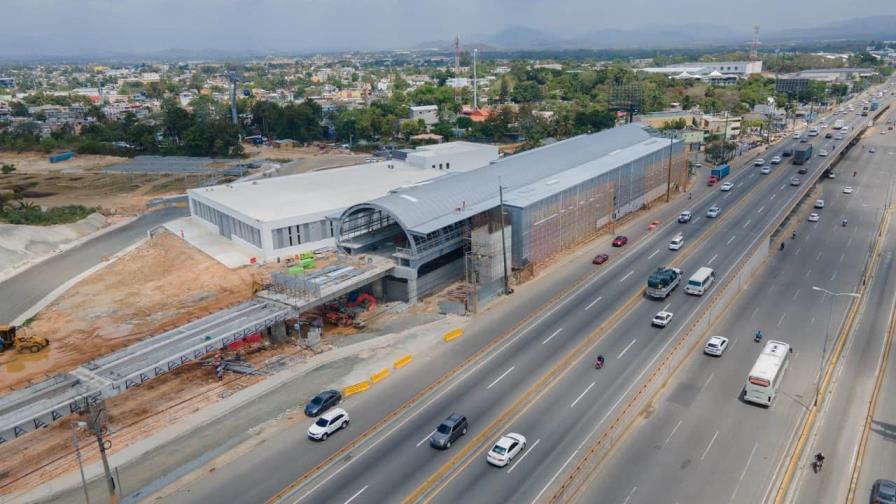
[416,257,465,299]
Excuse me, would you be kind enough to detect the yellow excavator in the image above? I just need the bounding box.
[0,324,49,353]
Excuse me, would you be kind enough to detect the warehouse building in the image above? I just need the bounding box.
[187,141,498,262]
[336,124,687,305]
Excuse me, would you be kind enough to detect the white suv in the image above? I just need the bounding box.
[307,407,349,440]
[704,336,729,356]
[652,311,674,328]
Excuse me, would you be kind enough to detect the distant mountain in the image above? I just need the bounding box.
[764,15,896,43]
[575,23,747,49]
[479,25,565,50]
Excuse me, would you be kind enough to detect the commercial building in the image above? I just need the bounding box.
[409,105,439,127]
[336,124,687,305]
[779,68,878,84]
[639,61,762,80]
[187,141,498,262]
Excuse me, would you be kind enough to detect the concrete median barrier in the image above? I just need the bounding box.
[371,368,391,383]
[442,328,463,342]
[393,354,413,369]
[342,380,371,397]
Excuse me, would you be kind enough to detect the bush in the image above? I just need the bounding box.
[0,204,96,225]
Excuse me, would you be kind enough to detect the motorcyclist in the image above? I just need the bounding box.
[755,330,764,342]
[842,218,848,227]
[814,452,825,471]
[792,231,797,240]
[595,354,605,369]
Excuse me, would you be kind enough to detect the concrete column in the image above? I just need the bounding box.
[268,322,288,344]
[408,277,419,305]
[371,278,384,300]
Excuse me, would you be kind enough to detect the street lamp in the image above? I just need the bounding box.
[70,421,91,504]
[811,286,860,407]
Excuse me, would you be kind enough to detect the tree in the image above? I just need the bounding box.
[1,163,15,174]
[511,81,542,103]
[705,140,737,164]
[399,118,425,138]
[661,118,688,130]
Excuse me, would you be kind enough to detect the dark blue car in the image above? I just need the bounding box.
[304,389,342,417]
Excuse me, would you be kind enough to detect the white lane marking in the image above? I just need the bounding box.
[532,449,579,504]
[692,217,701,224]
[795,247,801,255]
[750,306,760,319]
[620,271,634,283]
[805,268,812,278]
[810,316,816,326]
[840,252,846,264]
[618,339,637,359]
[737,181,745,187]
[781,184,787,190]
[662,303,671,312]
[743,219,752,229]
[757,205,765,214]
[708,254,718,265]
[585,296,603,311]
[507,438,540,474]
[487,366,515,389]
[724,193,731,199]
[792,289,800,300]
[816,251,823,261]
[847,238,853,248]
[831,271,838,281]
[416,430,436,447]
[570,382,596,408]
[542,329,563,345]
[648,249,660,259]
[769,193,777,201]
[777,312,787,327]
[701,431,720,460]
[343,485,368,504]
[623,486,638,504]
[728,443,759,504]
[727,235,736,246]
[701,372,715,391]
[662,420,683,449]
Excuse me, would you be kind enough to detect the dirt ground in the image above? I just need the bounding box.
[0,232,258,392]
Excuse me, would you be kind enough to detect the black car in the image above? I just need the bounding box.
[304,389,342,417]
[430,413,468,449]
[782,148,793,157]
[825,132,833,138]
[872,479,896,504]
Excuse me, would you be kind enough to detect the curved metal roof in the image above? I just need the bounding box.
[344,124,656,236]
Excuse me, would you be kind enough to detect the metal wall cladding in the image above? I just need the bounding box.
[511,143,686,268]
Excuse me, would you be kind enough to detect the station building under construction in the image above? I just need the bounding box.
[336,124,687,305]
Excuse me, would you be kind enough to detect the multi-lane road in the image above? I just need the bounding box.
[153,83,894,504]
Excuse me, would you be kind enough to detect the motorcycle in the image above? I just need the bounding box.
[842,219,848,227]
[595,356,605,369]
[755,331,764,343]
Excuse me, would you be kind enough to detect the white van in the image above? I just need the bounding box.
[685,267,715,296]
[669,234,684,250]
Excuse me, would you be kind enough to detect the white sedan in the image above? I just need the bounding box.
[808,213,820,222]
[652,311,674,328]
[843,186,854,194]
[487,433,527,467]
[771,156,782,164]
[720,181,734,192]
[754,158,765,166]
[704,336,729,356]
[819,150,828,157]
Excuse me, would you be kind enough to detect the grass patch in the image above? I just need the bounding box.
[0,204,96,225]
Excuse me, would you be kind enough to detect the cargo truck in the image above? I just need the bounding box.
[646,267,682,299]
[870,100,880,111]
[793,145,813,165]
[707,164,730,185]
[48,151,74,163]
[833,119,844,129]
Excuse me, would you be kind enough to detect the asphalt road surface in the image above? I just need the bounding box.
[580,98,896,504]
[0,205,186,325]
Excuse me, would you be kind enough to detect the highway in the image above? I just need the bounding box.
[579,98,896,503]
[158,86,890,504]
[0,205,186,325]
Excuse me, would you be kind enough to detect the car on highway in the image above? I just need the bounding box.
[825,132,833,139]
[720,181,734,192]
[827,171,837,179]
[882,130,887,135]
[668,234,684,250]
[870,147,876,153]
[612,235,629,247]
[307,408,349,441]
[843,186,854,194]
[815,199,825,209]
[782,148,793,157]
[871,479,896,504]
[808,213,820,222]
[791,177,801,186]
[798,166,808,174]
[652,311,674,328]
[800,136,808,143]
[819,150,828,157]
[771,156,781,164]
[592,253,609,265]
[793,132,801,139]
[760,166,772,174]
[678,211,692,223]
[430,413,468,449]
[486,433,527,467]
[754,158,765,166]
[835,134,844,140]
[706,206,721,218]
[704,336,729,356]
[304,389,342,417]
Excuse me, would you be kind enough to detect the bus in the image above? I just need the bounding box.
[684,267,715,296]
[744,340,792,406]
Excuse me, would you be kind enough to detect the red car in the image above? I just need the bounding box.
[707,176,719,186]
[592,253,609,265]
[612,236,628,247]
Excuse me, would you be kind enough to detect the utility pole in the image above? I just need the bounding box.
[84,399,118,504]
[70,421,91,504]
[498,178,510,296]
[666,133,674,202]
[811,287,859,407]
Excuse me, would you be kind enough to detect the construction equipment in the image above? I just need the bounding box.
[0,325,49,353]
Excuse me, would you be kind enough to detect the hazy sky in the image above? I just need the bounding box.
[1,0,894,56]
